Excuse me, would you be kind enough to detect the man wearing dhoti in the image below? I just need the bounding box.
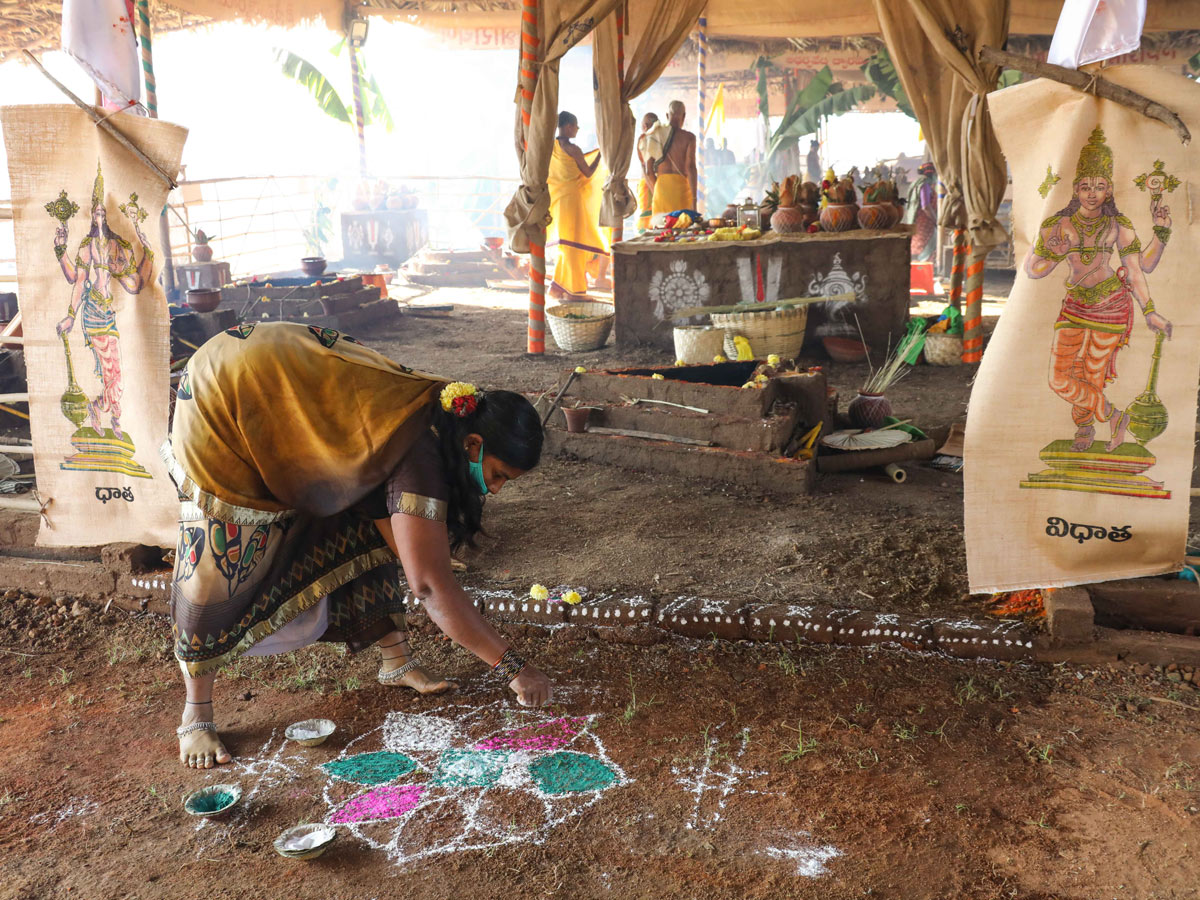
[646,100,697,216]
[636,113,658,233]
[547,111,610,299]
[1025,127,1173,452]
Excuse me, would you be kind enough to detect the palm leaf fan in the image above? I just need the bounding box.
[821,429,911,451]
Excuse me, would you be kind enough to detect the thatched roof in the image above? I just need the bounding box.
[0,0,215,62]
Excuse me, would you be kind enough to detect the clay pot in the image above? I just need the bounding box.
[822,336,869,363]
[820,203,859,233]
[185,288,221,313]
[301,257,327,278]
[192,244,213,263]
[857,202,894,230]
[889,201,905,227]
[770,206,807,234]
[723,203,739,222]
[799,203,819,230]
[561,406,591,433]
[386,195,406,210]
[847,391,893,429]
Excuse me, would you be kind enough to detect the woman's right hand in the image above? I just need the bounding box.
[509,664,552,708]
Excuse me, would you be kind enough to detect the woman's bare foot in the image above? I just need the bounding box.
[1071,424,1095,452]
[378,633,456,695]
[178,702,232,769]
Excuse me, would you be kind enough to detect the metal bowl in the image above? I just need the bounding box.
[285,718,336,747]
[183,783,242,818]
[274,823,337,860]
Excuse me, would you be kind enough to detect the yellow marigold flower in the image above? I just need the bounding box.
[713,355,727,363]
[767,354,781,367]
[674,359,686,367]
[574,366,587,374]
[754,373,769,383]
[652,373,665,380]
[741,381,755,389]
[440,381,477,412]
[562,590,582,605]
[529,584,549,601]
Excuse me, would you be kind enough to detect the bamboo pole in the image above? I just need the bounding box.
[979,47,1189,144]
[22,50,177,190]
[348,44,368,176]
[961,243,987,363]
[947,228,967,311]
[519,0,546,354]
[696,12,707,215]
[136,0,176,301]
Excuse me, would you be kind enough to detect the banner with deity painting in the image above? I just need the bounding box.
[1,105,187,547]
[965,68,1200,593]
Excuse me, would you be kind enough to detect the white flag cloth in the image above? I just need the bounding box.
[62,0,142,110]
[1048,0,1146,69]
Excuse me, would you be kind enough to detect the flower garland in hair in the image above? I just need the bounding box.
[440,382,479,418]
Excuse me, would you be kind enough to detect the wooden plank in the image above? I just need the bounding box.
[585,426,714,446]
[1088,579,1200,635]
[816,439,937,474]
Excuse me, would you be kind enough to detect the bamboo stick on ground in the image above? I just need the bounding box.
[671,291,855,320]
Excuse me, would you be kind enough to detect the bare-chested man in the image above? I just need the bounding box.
[647,100,697,215]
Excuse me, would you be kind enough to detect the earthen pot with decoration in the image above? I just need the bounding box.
[770,206,806,234]
[847,391,893,429]
[857,202,894,230]
[820,203,859,233]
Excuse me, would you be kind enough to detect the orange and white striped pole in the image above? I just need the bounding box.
[947,228,967,310]
[961,243,987,363]
[519,0,545,354]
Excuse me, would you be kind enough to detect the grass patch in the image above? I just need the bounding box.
[621,673,660,726]
[779,720,819,762]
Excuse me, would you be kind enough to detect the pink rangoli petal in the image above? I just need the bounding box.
[473,716,589,752]
[329,784,425,825]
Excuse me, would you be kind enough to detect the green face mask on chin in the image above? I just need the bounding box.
[469,441,489,496]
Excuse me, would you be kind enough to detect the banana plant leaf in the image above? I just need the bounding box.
[777,83,877,149]
[769,66,835,151]
[861,48,914,120]
[275,49,351,124]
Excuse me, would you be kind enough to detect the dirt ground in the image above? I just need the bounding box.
[1,591,1199,900]
[4,277,1200,898]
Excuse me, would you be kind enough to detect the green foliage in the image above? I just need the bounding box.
[303,176,339,257]
[782,83,878,148]
[275,45,395,133]
[275,49,352,124]
[996,69,1023,90]
[861,47,914,119]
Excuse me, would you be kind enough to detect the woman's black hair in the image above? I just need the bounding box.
[558,110,578,129]
[432,389,543,550]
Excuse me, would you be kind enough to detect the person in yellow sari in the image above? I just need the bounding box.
[647,100,697,217]
[548,111,611,298]
[636,113,658,233]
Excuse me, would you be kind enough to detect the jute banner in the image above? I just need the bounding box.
[965,67,1199,593]
[2,105,187,547]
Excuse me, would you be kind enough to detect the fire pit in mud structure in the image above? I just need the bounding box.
[541,361,831,496]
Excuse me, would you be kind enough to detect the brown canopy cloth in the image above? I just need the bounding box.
[592,0,709,231]
[502,0,622,354]
[874,0,1011,365]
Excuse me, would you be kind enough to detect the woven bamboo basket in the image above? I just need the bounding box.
[673,325,726,364]
[711,306,808,360]
[923,332,964,366]
[546,300,615,352]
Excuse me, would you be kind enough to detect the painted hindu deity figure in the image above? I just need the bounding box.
[1025,126,1172,453]
[53,163,153,441]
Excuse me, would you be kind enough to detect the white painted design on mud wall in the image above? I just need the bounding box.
[649,259,710,322]
[807,252,868,337]
[736,255,784,304]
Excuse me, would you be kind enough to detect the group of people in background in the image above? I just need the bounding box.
[546,100,939,299]
[548,100,698,300]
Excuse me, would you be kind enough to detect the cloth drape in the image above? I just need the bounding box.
[592,0,709,228]
[873,0,1010,249]
[964,67,1200,592]
[504,0,623,254]
[1,105,186,547]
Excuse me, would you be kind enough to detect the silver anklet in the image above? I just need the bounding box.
[176,721,217,737]
[378,658,421,683]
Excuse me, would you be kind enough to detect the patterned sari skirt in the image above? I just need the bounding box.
[170,503,406,678]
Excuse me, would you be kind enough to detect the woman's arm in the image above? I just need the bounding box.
[564,141,600,178]
[384,513,551,706]
[1024,219,1067,279]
